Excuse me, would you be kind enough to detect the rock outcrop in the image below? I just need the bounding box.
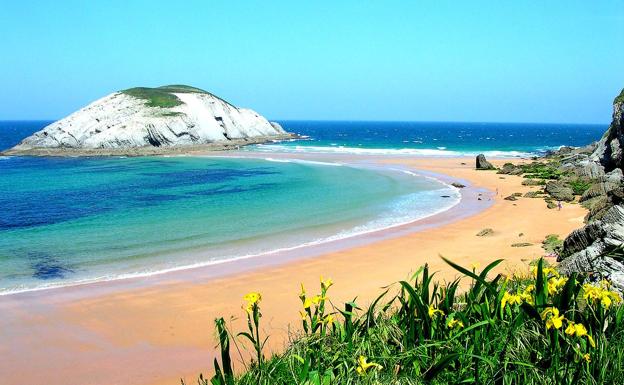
[558,205,624,292]
[545,181,575,202]
[557,88,624,290]
[3,85,293,156]
[476,154,495,170]
[590,89,624,173]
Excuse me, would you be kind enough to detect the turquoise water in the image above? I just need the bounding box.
[0,152,457,294]
[3,118,604,294]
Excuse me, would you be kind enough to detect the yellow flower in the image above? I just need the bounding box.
[428,304,444,318]
[583,353,591,363]
[447,318,464,329]
[587,334,596,348]
[470,262,480,270]
[243,292,261,313]
[541,307,564,330]
[531,266,559,278]
[582,283,622,309]
[547,277,567,296]
[565,322,588,338]
[356,356,382,375]
[243,292,261,304]
[320,276,333,290]
[524,284,535,294]
[501,291,522,309]
[299,310,307,320]
[303,298,312,309]
[323,314,334,325]
[565,322,575,336]
[311,295,324,305]
[299,283,306,300]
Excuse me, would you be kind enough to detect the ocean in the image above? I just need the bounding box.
[0,120,606,294]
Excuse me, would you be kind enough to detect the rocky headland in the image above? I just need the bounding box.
[478,88,624,290]
[2,85,294,156]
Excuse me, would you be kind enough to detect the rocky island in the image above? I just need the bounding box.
[2,85,293,156]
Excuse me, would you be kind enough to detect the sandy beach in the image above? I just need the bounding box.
[0,155,587,385]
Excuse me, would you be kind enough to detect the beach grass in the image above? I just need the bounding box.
[189,258,624,385]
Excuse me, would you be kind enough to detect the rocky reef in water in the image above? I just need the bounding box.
[3,85,294,156]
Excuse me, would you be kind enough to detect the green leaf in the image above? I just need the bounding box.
[424,353,460,381]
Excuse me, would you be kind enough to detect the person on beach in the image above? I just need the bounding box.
[558,200,562,211]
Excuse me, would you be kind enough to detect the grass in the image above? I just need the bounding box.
[614,88,624,104]
[568,178,592,196]
[542,234,564,254]
[186,258,624,385]
[122,87,184,108]
[121,84,236,109]
[520,162,564,180]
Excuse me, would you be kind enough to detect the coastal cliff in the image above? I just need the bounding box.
[557,88,624,291]
[3,85,292,156]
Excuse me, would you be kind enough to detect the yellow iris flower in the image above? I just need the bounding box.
[320,276,333,290]
[583,353,591,363]
[428,304,444,318]
[355,356,382,375]
[299,283,306,300]
[547,277,567,296]
[541,307,564,330]
[242,292,262,314]
[447,318,464,329]
[565,322,588,338]
[501,291,522,309]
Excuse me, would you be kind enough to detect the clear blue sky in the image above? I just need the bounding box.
[1,1,623,123]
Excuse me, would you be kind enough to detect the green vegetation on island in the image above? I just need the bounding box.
[121,84,234,108]
[187,259,624,385]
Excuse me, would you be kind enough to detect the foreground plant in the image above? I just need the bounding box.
[186,258,624,385]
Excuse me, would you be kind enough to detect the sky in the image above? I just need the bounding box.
[1,1,623,123]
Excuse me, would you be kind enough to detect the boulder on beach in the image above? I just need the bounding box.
[545,181,575,202]
[476,154,496,170]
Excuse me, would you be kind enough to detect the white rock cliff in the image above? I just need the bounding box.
[5,85,290,155]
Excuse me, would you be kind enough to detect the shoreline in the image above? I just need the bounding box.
[0,155,588,385]
[0,133,297,156]
[0,152,470,297]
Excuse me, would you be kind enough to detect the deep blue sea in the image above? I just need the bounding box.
[0,120,606,294]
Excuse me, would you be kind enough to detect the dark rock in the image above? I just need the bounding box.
[545,181,575,202]
[522,178,544,186]
[451,182,466,188]
[476,228,494,236]
[504,195,518,201]
[511,242,533,247]
[524,191,543,198]
[498,162,525,176]
[558,205,624,292]
[476,154,496,170]
[547,201,558,209]
[590,89,624,174]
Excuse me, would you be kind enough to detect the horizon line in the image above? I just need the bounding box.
[0,118,609,126]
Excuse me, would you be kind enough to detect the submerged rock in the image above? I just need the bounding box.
[476,154,496,170]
